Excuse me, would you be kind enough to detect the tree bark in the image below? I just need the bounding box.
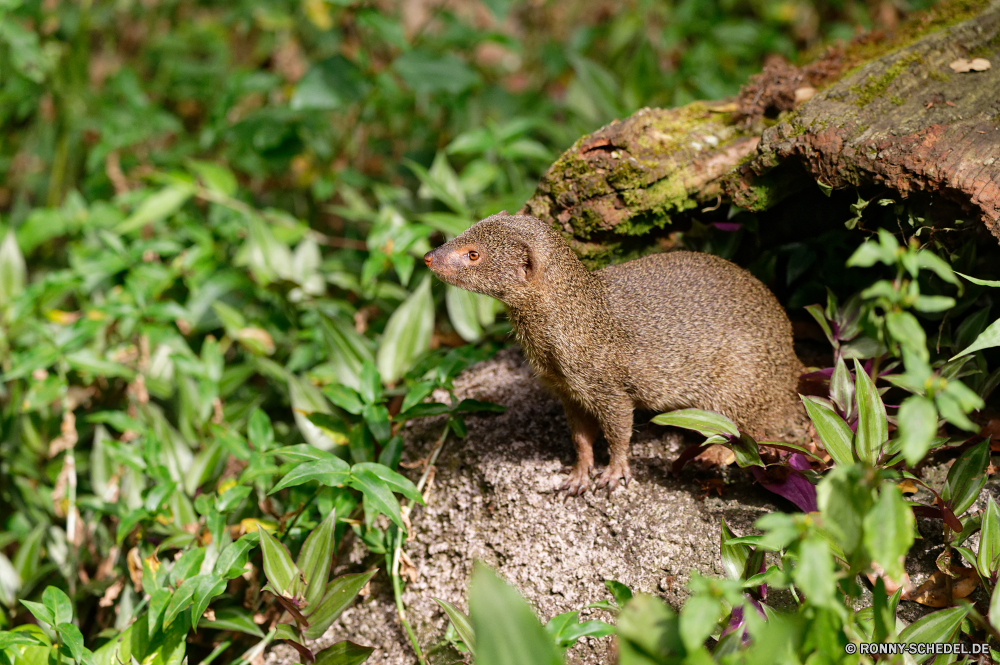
[523,0,1000,261]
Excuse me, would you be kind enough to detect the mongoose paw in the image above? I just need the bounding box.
[559,463,592,496]
[595,462,631,493]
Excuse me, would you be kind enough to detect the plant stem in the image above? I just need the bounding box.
[390,421,452,665]
[199,640,232,665]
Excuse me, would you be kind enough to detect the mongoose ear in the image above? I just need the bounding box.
[516,241,542,282]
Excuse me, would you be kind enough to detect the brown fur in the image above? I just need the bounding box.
[424,212,804,493]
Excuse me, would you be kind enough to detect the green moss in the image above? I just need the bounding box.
[891,95,904,105]
[928,69,950,82]
[836,0,990,73]
[849,53,921,107]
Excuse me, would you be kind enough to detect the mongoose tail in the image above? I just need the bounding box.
[425,212,804,494]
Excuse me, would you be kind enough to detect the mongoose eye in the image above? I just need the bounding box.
[468,250,480,261]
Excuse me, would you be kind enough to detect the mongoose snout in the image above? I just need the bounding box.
[426,212,805,495]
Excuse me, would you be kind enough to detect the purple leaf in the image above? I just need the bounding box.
[721,596,766,644]
[751,454,818,513]
[801,368,835,380]
[711,222,742,232]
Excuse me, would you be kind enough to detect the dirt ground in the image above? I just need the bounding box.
[266,346,997,665]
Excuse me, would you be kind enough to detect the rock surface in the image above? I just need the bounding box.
[268,347,787,665]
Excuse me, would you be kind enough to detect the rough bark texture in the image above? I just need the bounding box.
[731,0,1000,235]
[523,0,1000,257]
[521,102,765,264]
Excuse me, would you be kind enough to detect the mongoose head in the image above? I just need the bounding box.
[424,212,581,303]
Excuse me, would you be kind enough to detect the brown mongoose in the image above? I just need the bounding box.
[423,212,805,494]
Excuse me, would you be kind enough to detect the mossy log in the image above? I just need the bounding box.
[523,0,1000,261]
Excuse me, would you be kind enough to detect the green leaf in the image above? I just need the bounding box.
[163,576,198,629]
[912,295,955,313]
[394,50,480,96]
[116,185,194,234]
[348,468,404,529]
[455,399,507,414]
[804,304,836,347]
[446,285,484,342]
[829,357,855,421]
[297,509,338,609]
[730,433,763,468]
[793,536,837,610]
[169,548,206,586]
[551,620,613,648]
[20,600,55,627]
[400,381,435,414]
[989,577,1000,633]
[57,622,89,663]
[816,465,870,557]
[0,230,26,307]
[217,484,253,512]
[942,439,990,516]
[248,408,275,451]
[886,311,928,360]
[604,580,633,608]
[362,404,391,444]
[215,534,258,579]
[13,526,46,590]
[351,463,422,503]
[650,409,740,438]
[323,385,365,415]
[720,521,751,582]
[679,593,724,654]
[434,597,476,654]
[396,402,451,421]
[853,359,887,466]
[800,396,854,467]
[270,456,351,494]
[190,574,227,633]
[376,276,434,385]
[916,251,960,286]
[977,496,1000,577]
[304,569,378,640]
[897,395,939,466]
[313,640,376,665]
[188,160,238,197]
[269,444,336,463]
[863,484,914,581]
[198,606,265,637]
[956,272,1000,288]
[42,587,73,625]
[65,350,136,379]
[468,562,562,665]
[258,526,304,599]
[358,361,383,405]
[899,606,969,653]
[292,55,368,111]
[148,588,172,638]
[951,316,1000,360]
[616,594,682,661]
[210,300,246,336]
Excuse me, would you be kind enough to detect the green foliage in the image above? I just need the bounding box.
[0,0,989,663]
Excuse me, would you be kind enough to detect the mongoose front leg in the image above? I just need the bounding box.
[559,399,600,496]
[594,396,634,492]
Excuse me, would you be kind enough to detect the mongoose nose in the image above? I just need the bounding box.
[424,251,434,267]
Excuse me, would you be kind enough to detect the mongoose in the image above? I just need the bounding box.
[424,212,804,494]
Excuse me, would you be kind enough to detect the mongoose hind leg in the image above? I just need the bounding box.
[560,399,599,496]
[592,395,634,492]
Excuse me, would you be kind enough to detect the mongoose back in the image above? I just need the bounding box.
[424,212,804,494]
